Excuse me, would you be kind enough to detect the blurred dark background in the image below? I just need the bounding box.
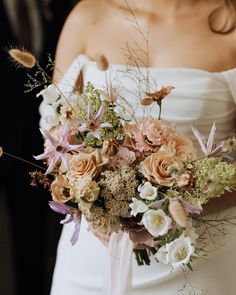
[0,1,78,294]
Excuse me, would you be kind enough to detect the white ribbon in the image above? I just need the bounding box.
[103,231,133,295]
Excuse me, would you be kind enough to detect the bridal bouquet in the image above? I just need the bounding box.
[28,54,236,270]
[5,49,236,273]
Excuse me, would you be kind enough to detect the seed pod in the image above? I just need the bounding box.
[95,53,109,71]
[169,198,187,228]
[8,48,36,68]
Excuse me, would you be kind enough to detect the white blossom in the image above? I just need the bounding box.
[138,182,158,201]
[37,84,60,104]
[142,209,172,237]
[129,198,149,217]
[155,236,195,268]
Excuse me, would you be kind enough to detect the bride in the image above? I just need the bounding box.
[40,0,236,294]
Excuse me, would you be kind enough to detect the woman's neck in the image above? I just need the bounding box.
[111,0,223,17]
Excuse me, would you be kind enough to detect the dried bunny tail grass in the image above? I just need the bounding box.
[0,147,3,158]
[95,53,109,71]
[8,48,36,68]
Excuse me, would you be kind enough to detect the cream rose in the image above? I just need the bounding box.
[51,175,72,203]
[74,176,100,202]
[140,150,183,187]
[68,149,108,179]
[72,176,100,212]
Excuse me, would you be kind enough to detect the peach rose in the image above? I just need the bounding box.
[51,175,72,203]
[166,134,197,161]
[68,149,108,179]
[140,150,183,187]
[130,119,176,152]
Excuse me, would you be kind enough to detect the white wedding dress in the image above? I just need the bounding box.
[40,55,236,295]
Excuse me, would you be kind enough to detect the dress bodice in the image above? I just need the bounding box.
[48,55,236,295]
[40,54,236,145]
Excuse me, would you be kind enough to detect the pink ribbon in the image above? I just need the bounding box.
[103,231,133,295]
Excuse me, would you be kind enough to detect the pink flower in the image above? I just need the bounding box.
[111,147,136,168]
[166,134,197,161]
[130,119,176,153]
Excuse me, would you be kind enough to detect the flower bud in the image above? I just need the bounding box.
[169,199,187,228]
[102,140,119,156]
[95,53,109,71]
[8,48,36,68]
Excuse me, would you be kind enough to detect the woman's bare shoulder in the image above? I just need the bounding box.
[53,0,109,81]
[69,0,109,23]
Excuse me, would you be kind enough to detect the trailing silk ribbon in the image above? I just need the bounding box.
[103,231,133,295]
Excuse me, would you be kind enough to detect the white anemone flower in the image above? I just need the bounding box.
[129,198,149,217]
[138,182,158,200]
[142,209,172,237]
[156,236,194,268]
[37,84,60,104]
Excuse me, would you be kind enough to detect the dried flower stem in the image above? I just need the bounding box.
[2,151,46,171]
[158,102,162,120]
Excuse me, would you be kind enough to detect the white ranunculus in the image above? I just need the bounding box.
[138,182,158,200]
[37,84,60,104]
[166,236,194,268]
[129,198,149,217]
[142,209,172,237]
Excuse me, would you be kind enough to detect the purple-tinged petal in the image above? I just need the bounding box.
[70,213,82,246]
[40,128,58,147]
[98,122,113,129]
[206,122,216,154]
[211,140,225,155]
[60,214,74,225]
[87,100,93,121]
[67,143,85,152]
[61,124,70,146]
[148,199,166,209]
[78,123,89,133]
[45,154,60,174]
[191,126,207,155]
[49,201,72,214]
[33,150,54,160]
[94,104,105,121]
[91,130,101,140]
[180,199,202,215]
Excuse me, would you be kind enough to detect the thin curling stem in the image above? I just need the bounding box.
[3,151,46,171]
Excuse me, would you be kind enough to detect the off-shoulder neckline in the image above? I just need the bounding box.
[75,54,236,75]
